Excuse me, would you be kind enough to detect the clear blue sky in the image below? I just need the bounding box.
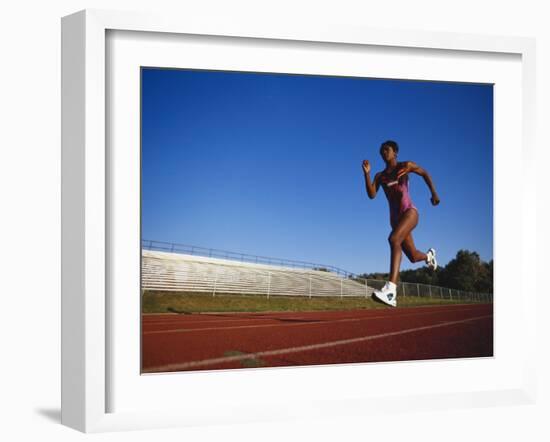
[141,68,493,274]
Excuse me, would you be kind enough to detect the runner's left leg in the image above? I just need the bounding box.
[402,233,427,264]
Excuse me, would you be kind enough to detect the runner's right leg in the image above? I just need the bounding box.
[388,209,419,284]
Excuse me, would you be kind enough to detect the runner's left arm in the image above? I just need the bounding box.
[397,161,440,206]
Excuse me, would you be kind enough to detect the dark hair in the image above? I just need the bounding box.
[380,140,399,155]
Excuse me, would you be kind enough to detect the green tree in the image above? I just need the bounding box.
[356,250,493,294]
[475,259,493,293]
[438,250,492,293]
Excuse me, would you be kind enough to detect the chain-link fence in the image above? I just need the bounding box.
[365,279,492,303]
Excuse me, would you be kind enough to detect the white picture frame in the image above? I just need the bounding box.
[61,9,537,433]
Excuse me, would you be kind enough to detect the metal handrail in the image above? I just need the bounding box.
[142,239,355,277]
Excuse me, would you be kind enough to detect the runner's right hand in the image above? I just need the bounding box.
[362,160,371,174]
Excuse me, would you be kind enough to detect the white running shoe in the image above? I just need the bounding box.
[373,281,397,307]
[426,248,437,271]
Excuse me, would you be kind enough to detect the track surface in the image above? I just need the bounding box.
[141,303,493,373]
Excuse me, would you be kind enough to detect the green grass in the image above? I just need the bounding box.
[142,290,483,314]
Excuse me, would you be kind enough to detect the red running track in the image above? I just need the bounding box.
[141,303,493,373]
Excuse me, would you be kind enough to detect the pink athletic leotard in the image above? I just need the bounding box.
[379,163,417,229]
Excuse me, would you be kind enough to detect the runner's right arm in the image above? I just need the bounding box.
[362,160,380,199]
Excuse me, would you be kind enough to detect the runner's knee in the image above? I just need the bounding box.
[388,233,404,248]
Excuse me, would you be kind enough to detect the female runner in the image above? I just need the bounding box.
[362,140,440,307]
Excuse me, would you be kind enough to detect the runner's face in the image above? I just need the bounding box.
[380,146,396,162]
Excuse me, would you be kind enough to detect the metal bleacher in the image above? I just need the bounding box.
[142,250,373,298]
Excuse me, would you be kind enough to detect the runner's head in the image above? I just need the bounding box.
[379,140,399,162]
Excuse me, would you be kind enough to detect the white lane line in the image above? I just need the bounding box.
[142,304,486,324]
[145,320,345,334]
[142,314,492,373]
[142,307,488,335]
[142,316,324,329]
[143,317,272,326]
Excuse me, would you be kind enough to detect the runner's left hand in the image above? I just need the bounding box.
[431,193,440,206]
